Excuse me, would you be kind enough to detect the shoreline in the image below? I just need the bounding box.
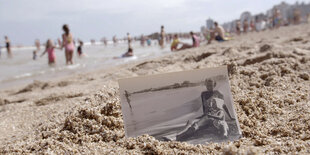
[0,40,175,91]
[0,24,309,154]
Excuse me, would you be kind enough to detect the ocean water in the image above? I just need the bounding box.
[0,40,173,90]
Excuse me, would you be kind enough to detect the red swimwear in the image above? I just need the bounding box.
[63,34,75,52]
[47,47,56,63]
[192,35,200,47]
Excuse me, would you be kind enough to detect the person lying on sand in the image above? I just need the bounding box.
[175,32,200,51]
[208,22,226,44]
[113,47,134,59]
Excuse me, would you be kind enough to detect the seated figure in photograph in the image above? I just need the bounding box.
[174,79,233,141]
[176,97,229,141]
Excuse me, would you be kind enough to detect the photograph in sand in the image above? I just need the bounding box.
[1,1,310,154]
[119,66,242,144]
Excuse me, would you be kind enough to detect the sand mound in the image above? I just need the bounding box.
[0,25,309,154]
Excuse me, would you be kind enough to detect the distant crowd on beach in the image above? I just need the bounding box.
[229,7,307,34]
[168,7,310,51]
[1,7,309,65]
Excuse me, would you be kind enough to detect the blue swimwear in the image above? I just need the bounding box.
[215,36,224,42]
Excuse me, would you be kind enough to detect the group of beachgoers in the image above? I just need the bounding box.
[39,24,85,65]
[1,24,84,66]
[1,7,308,65]
[0,21,236,65]
[40,24,76,65]
[168,22,226,52]
[167,7,309,52]
[234,8,306,35]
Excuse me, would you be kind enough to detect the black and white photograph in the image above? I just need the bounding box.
[119,66,242,144]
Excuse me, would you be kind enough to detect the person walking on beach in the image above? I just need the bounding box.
[140,35,145,47]
[102,37,108,46]
[250,20,255,32]
[236,20,241,35]
[127,33,132,48]
[61,24,74,65]
[243,20,249,33]
[113,35,118,46]
[159,25,165,48]
[207,22,225,44]
[293,8,301,25]
[41,39,58,66]
[4,36,12,58]
[273,8,281,28]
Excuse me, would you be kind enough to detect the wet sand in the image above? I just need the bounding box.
[0,24,309,154]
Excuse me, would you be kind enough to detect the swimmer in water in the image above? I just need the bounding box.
[113,47,134,59]
[33,50,37,60]
[122,47,133,57]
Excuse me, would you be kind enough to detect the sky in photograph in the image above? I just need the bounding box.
[0,0,309,45]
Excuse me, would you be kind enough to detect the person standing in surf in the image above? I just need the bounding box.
[4,36,12,58]
[61,24,74,65]
[159,25,165,48]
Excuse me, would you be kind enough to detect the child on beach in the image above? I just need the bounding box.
[77,40,83,57]
[40,39,58,65]
[33,50,37,60]
[170,34,180,51]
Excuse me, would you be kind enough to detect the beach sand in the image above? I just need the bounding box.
[0,24,309,154]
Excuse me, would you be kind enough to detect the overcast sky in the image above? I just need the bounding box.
[0,0,308,45]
